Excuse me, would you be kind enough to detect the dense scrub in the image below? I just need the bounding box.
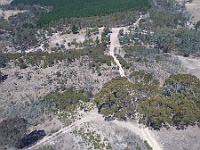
[44,88,90,112]
[95,73,200,130]
[116,55,130,69]
[94,75,159,120]
[94,77,135,120]
[139,74,200,130]
[8,6,46,50]
[11,0,150,25]
[153,28,200,56]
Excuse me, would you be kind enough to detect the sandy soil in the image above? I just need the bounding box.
[155,125,200,150]
[176,0,200,23]
[0,0,24,20]
[186,0,200,23]
[109,14,146,77]
[0,0,12,5]
[177,55,200,79]
[113,120,162,150]
[109,27,126,77]
[27,109,162,150]
[0,9,25,20]
[48,28,104,50]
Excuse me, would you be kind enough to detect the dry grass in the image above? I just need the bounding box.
[175,0,200,23]
[0,0,12,5]
[186,0,200,23]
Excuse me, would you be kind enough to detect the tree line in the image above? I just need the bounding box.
[11,0,150,25]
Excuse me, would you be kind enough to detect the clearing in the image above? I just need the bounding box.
[177,55,200,79]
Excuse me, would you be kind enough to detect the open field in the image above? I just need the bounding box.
[48,28,104,50]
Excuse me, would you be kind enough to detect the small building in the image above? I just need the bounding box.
[106,33,111,38]
[118,35,124,41]
[123,31,130,35]
[133,37,139,41]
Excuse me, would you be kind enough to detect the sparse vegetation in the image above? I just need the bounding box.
[1,0,200,149]
[76,126,111,149]
[144,140,152,150]
[0,99,53,125]
[37,145,56,150]
[2,44,113,68]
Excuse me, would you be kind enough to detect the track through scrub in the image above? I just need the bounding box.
[109,14,148,77]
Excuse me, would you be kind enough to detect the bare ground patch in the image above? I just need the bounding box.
[0,0,12,5]
[175,0,200,23]
[0,9,25,20]
[186,0,200,23]
[177,55,200,79]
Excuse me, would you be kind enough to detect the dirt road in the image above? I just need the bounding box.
[27,109,103,150]
[27,109,162,150]
[109,14,148,77]
[109,27,126,77]
[26,14,163,150]
[113,120,162,150]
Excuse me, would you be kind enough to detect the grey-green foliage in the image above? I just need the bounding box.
[175,28,200,56]
[150,0,187,28]
[94,76,159,120]
[144,140,152,150]
[44,88,90,112]
[135,0,187,32]
[124,45,159,63]
[139,74,200,130]
[195,21,200,30]
[37,145,56,150]
[153,28,175,53]
[153,28,200,56]
[1,99,53,125]
[3,44,113,68]
[0,117,27,148]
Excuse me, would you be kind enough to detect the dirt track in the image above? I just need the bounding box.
[109,14,146,77]
[109,27,126,77]
[27,109,162,150]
